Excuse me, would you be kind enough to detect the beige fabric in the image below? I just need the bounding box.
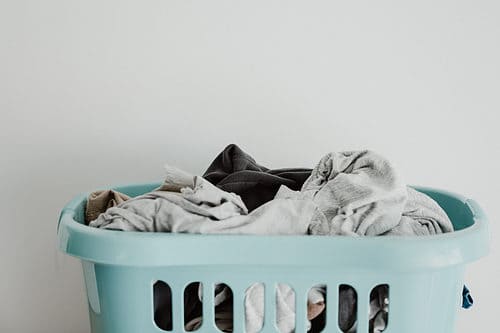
[308,301,325,321]
[85,190,130,224]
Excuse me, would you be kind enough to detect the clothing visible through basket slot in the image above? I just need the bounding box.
[183,283,327,333]
[87,145,455,333]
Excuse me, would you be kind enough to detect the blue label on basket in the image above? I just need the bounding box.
[462,285,473,309]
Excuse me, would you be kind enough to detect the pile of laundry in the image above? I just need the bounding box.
[85,144,454,333]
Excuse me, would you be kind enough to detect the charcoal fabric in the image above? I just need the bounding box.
[203,144,311,211]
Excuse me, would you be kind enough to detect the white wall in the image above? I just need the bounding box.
[1,0,498,332]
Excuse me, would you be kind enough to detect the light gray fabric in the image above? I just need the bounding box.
[387,186,453,236]
[90,173,320,235]
[299,150,408,236]
[281,150,453,333]
[291,150,452,237]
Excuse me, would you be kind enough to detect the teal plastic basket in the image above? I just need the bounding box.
[57,184,489,333]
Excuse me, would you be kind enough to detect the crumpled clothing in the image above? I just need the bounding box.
[85,190,130,224]
[186,284,326,333]
[184,284,234,332]
[369,285,390,333]
[89,149,455,333]
[387,186,454,235]
[182,283,387,333]
[244,283,325,333]
[289,284,388,333]
[282,150,453,237]
[203,144,311,211]
[89,176,319,235]
[299,150,409,236]
[281,150,453,332]
[90,167,325,331]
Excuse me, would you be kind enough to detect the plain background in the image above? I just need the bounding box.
[0,0,498,332]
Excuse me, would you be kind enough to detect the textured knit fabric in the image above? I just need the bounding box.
[387,186,454,235]
[299,150,408,236]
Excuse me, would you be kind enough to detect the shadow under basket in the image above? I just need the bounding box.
[57,184,489,333]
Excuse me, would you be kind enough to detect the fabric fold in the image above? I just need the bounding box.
[85,190,130,225]
[299,150,408,236]
[203,144,312,211]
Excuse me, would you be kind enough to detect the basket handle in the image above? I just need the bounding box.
[465,198,487,221]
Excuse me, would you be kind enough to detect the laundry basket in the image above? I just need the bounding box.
[57,184,489,333]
